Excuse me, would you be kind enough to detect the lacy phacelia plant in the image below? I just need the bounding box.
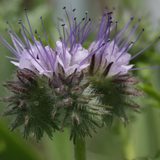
[0,8,108,142]
[0,8,159,142]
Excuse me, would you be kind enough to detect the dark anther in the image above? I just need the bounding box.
[110,21,113,23]
[19,19,21,21]
[74,17,76,20]
[138,18,141,22]
[102,43,106,45]
[130,16,135,20]
[36,54,39,60]
[24,8,27,10]
[73,9,76,12]
[35,30,37,34]
[142,28,145,31]
[63,7,66,9]
[89,18,91,21]
[85,11,88,14]
[115,20,118,23]
[159,35,160,38]
[40,16,42,19]
[61,24,65,26]
[6,20,8,24]
[110,17,112,19]
[82,18,85,21]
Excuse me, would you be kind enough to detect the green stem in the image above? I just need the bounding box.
[74,137,86,160]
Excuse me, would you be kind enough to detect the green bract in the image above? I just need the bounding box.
[2,68,112,143]
[89,73,143,127]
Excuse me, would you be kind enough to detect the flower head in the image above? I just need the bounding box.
[88,9,160,125]
[1,8,94,78]
[0,7,110,142]
[88,9,160,78]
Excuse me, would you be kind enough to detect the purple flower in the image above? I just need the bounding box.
[0,8,95,77]
[88,9,160,77]
[89,40,134,77]
[0,8,110,141]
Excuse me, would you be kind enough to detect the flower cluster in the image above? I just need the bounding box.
[0,7,159,142]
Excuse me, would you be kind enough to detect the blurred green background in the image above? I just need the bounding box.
[1,0,160,160]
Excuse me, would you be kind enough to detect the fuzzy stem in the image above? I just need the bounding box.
[74,137,86,160]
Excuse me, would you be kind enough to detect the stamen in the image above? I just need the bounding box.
[124,36,160,64]
[24,8,34,39]
[111,20,118,56]
[125,28,145,53]
[40,16,54,70]
[61,24,66,43]
[116,17,134,45]
[49,31,56,45]
[80,43,106,66]
[119,19,140,51]
[0,34,20,58]
[52,16,62,39]
[85,11,88,24]
[79,18,92,44]
[19,19,42,58]
[129,66,160,71]
[63,7,72,31]
[19,21,36,58]
[5,56,19,61]
[116,42,134,62]
[35,30,53,69]
[80,19,92,44]
[65,17,85,47]
[6,20,25,46]
[85,21,101,40]
[70,18,92,51]
[98,13,112,47]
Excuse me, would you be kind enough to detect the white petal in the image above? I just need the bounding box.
[56,41,71,67]
[19,58,35,71]
[11,61,19,67]
[57,55,64,68]
[73,47,89,64]
[77,63,90,72]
